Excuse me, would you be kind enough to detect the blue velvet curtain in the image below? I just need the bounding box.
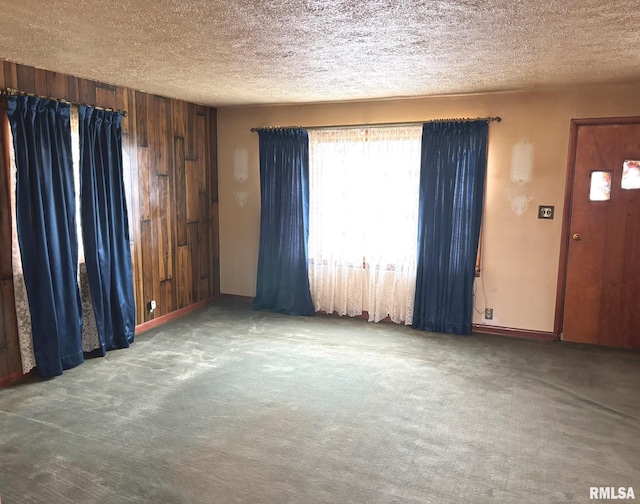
[253,128,314,316]
[8,96,84,378]
[413,121,488,334]
[79,105,135,354]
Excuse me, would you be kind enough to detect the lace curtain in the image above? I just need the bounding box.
[7,117,35,374]
[8,106,100,374]
[308,126,422,324]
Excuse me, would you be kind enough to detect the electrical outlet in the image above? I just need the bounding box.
[484,308,493,320]
[538,205,554,219]
[148,300,157,312]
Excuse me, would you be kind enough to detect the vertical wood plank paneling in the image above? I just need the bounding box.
[146,94,156,159]
[176,245,192,309]
[185,160,199,223]
[167,99,179,312]
[198,115,208,274]
[77,79,97,106]
[186,103,197,160]
[153,96,170,176]
[1,279,21,374]
[187,223,200,303]
[0,61,219,379]
[148,196,161,316]
[174,137,187,246]
[134,92,150,319]
[172,100,187,140]
[178,245,193,309]
[199,277,210,302]
[95,84,117,110]
[46,72,69,101]
[143,94,161,313]
[212,260,221,295]
[15,64,36,94]
[124,89,144,325]
[196,114,207,193]
[211,202,220,261]
[159,279,175,317]
[34,68,48,96]
[67,75,79,103]
[4,62,18,89]
[198,192,210,282]
[115,88,129,124]
[209,109,218,203]
[205,110,219,296]
[140,220,155,323]
[156,175,173,282]
[135,90,148,147]
[138,148,151,221]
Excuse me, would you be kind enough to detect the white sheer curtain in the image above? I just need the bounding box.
[308,126,422,324]
[7,112,36,373]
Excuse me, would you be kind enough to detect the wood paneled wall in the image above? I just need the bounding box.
[0,62,219,380]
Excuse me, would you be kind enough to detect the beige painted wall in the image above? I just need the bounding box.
[217,83,640,332]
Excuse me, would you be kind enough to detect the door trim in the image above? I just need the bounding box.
[553,116,640,340]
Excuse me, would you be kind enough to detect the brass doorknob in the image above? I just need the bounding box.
[572,233,582,241]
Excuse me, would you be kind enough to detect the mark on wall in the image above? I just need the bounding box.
[233,148,249,182]
[234,191,249,207]
[507,190,533,216]
[511,141,533,184]
[507,141,534,216]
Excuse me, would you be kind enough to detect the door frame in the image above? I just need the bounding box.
[553,116,640,340]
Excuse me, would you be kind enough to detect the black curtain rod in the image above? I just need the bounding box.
[1,87,128,117]
[250,116,501,132]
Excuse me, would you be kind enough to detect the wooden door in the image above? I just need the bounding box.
[559,118,640,349]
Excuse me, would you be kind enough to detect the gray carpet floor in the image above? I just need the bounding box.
[1,299,639,504]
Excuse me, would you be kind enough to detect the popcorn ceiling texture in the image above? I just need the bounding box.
[0,0,638,106]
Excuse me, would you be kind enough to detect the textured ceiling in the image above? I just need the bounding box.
[0,0,639,107]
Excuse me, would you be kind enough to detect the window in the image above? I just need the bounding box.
[70,106,85,262]
[589,171,612,201]
[307,126,422,324]
[622,160,640,190]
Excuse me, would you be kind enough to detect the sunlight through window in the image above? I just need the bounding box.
[308,126,422,324]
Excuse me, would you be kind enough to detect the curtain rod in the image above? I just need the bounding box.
[250,116,501,132]
[1,87,128,117]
